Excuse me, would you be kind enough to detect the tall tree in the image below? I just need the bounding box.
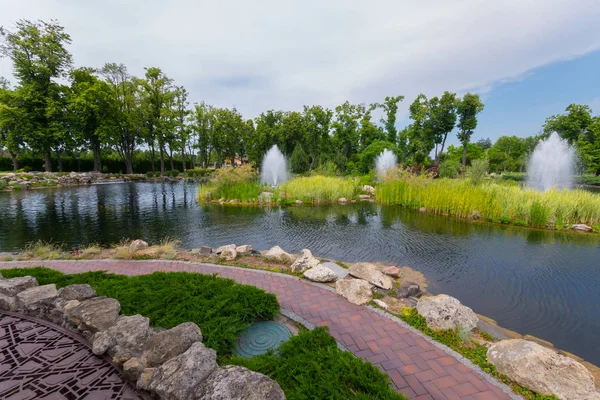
[303,105,333,169]
[332,101,363,161]
[0,78,26,170]
[378,95,404,143]
[456,93,485,169]
[429,91,457,167]
[407,94,433,165]
[192,102,214,167]
[0,19,73,171]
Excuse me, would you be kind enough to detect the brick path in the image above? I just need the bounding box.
[0,260,513,400]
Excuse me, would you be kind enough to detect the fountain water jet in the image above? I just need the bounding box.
[526,132,575,191]
[261,145,289,186]
[375,149,397,177]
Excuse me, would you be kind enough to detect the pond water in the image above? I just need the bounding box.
[1,182,599,365]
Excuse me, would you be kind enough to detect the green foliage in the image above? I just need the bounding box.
[468,158,489,185]
[529,201,549,228]
[277,176,360,204]
[1,267,279,356]
[146,171,154,178]
[456,93,485,167]
[229,327,406,400]
[0,180,7,190]
[186,168,211,178]
[290,143,310,174]
[438,159,461,178]
[170,169,180,177]
[359,140,396,174]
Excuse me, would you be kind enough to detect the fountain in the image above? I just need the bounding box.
[526,132,575,191]
[375,149,397,177]
[261,145,289,186]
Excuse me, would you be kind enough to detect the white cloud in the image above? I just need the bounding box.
[1,0,600,118]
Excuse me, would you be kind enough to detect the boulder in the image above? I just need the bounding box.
[382,266,401,278]
[487,339,598,400]
[264,246,294,263]
[338,197,347,203]
[214,244,236,254]
[258,192,273,203]
[129,239,149,253]
[571,224,593,233]
[235,245,253,254]
[358,194,371,200]
[419,207,426,213]
[146,342,217,400]
[362,185,375,195]
[348,263,394,290]
[15,284,58,311]
[303,265,337,282]
[137,368,156,391]
[290,249,320,272]
[321,262,349,280]
[396,281,422,298]
[191,246,212,256]
[140,322,202,367]
[416,294,478,331]
[373,299,388,309]
[123,357,145,381]
[0,294,17,311]
[295,200,303,205]
[92,314,151,364]
[335,279,373,305]
[59,284,96,301]
[194,365,285,400]
[0,276,38,296]
[221,248,237,261]
[66,297,120,334]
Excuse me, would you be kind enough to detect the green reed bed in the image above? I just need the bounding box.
[275,176,360,204]
[376,174,600,230]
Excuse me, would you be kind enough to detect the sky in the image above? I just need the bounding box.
[1,0,600,148]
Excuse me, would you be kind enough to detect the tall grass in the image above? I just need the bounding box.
[276,176,360,204]
[377,173,600,229]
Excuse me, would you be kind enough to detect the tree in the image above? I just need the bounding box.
[192,102,214,167]
[378,96,404,143]
[290,143,310,173]
[359,140,396,174]
[332,101,363,160]
[1,19,73,171]
[429,91,457,166]
[476,137,492,151]
[457,93,485,169]
[303,105,333,169]
[445,143,484,166]
[407,94,433,165]
[543,104,593,144]
[358,104,384,151]
[172,86,190,170]
[0,79,26,170]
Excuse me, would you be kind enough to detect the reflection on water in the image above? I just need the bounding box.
[1,182,600,365]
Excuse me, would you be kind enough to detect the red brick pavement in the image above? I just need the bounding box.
[0,260,513,400]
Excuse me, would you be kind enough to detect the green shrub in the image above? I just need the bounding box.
[230,327,406,400]
[170,169,180,177]
[530,201,549,227]
[146,171,154,178]
[359,140,397,174]
[312,161,339,177]
[0,180,7,190]
[1,268,279,357]
[439,159,461,178]
[468,158,489,185]
[290,144,310,174]
[16,166,32,172]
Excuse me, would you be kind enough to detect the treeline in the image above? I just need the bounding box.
[0,19,486,174]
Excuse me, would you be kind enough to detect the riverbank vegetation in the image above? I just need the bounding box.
[1,267,405,399]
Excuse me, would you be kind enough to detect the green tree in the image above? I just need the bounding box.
[407,94,433,165]
[290,143,310,173]
[378,95,404,143]
[445,143,484,166]
[1,19,73,171]
[456,93,485,169]
[359,140,396,174]
[543,104,593,144]
[332,101,363,160]
[429,91,458,166]
[303,105,333,169]
[358,103,384,150]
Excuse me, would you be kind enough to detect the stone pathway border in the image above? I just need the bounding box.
[0,260,520,400]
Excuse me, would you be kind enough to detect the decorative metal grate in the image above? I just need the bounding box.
[234,321,291,358]
[0,310,146,399]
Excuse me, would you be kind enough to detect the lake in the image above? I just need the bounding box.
[1,181,599,365]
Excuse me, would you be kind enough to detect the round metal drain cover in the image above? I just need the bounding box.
[235,321,291,358]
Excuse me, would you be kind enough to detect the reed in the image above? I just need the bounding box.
[276,175,360,204]
[376,173,600,229]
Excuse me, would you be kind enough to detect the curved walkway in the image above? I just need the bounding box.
[0,310,143,399]
[0,260,514,400]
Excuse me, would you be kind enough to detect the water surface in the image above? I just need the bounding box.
[1,182,599,365]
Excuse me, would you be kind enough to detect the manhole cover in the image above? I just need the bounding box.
[234,321,291,358]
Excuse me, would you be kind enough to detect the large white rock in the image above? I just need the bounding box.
[290,249,320,272]
[140,322,202,367]
[129,239,149,253]
[416,294,478,331]
[487,339,599,400]
[194,365,285,400]
[0,276,38,296]
[214,244,236,254]
[348,263,394,290]
[66,297,121,334]
[15,284,58,310]
[264,246,294,263]
[335,279,373,305]
[571,224,593,233]
[221,248,237,261]
[303,265,337,282]
[92,314,151,364]
[362,185,375,195]
[236,245,253,254]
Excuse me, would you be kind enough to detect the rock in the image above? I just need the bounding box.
[15,284,58,311]
[303,265,337,282]
[214,244,236,254]
[140,322,202,367]
[229,199,239,204]
[358,194,371,200]
[373,299,388,309]
[264,246,294,263]
[66,297,120,334]
[416,294,478,331]
[191,246,212,256]
[290,249,320,273]
[571,224,593,232]
[146,342,217,400]
[137,368,156,391]
[336,279,373,305]
[258,192,273,203]
[235,245,253,254]
[348,263,394,290]
[194,365,285,400]
[59,284,96,301]
[295,199,303,205]
[0,276,38,296]
[382,266,401,278]
[129,239,149,253]
[487,339,598,400]
[123,357,145,381]
[396,281,422,298]
[419,207,426,213]
[362,185,375,195]
[221,248,237,261]
[92,315,150,363]
[338,197,347,203]
[321,262,349,279]
[0,272,3,279]
[0,294,17,311]
[472,210,481,220]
